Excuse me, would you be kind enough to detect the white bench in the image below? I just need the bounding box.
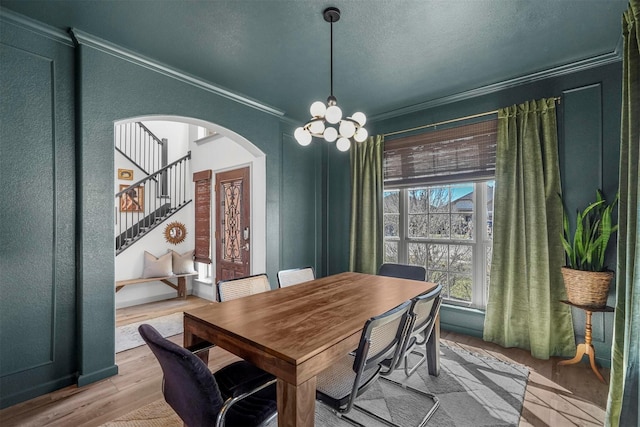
[115,272,198,299]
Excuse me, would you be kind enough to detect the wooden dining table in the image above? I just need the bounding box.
[183,271,440,427]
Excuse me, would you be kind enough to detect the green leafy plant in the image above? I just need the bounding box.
[560,190,618,272]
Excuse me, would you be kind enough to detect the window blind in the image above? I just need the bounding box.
[383,119,497,187]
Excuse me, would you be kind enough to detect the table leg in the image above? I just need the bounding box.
[557,310,606,383]
[276,377,316,427]
[183,319,209,365]
[426,312,441,376]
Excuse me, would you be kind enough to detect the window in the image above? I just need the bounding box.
[384,182,493,307]
[383,119,497,308]
[195,261,212,284]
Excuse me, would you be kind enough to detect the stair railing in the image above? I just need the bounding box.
[115,151,191,254]
[115,122,167,176]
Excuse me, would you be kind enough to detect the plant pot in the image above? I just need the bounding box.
[561,267,613,308]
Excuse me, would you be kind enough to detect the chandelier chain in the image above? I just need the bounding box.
[330,19,333,97]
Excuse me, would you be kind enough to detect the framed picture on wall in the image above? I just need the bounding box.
[119,184,144,212]
[118,168,134,180]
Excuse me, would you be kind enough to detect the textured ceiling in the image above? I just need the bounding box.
[0,0,628,122]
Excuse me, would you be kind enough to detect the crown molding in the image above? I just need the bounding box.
[370,47,623,122]
[0,8,74,47]
[69,29,285,118]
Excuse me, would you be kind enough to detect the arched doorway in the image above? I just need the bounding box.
[113,114,266,313]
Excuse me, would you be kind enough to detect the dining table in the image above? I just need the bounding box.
[183,271,440,427]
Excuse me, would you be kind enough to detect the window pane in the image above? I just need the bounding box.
[450,273,472,302]
[385,241,399,263]
[449,244,472,274]
[428,244,448,270]
[408,214,428,237]
[429,187,450,213]
[452,213,473,239]
[428,270,448,286]
[384,190,400,237]
[383,190,399,213]
[429,214,450,238]
[384,214,399,237]
[408,242,427,267]
[408,189,428,213]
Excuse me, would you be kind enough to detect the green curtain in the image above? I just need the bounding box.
[606,1,640,425]
[483,99,576,359]
[349,135,384,274]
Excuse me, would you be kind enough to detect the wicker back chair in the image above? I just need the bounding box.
[217,273,271,302]
[396,284,443,377]
[277,266,315,288]
[315,301,412,425]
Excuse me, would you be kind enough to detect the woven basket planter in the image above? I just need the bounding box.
[561,267,613,307]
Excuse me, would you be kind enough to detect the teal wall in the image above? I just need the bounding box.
[0,13,324,408]
[327,61,621,366]
[1,19,78,407]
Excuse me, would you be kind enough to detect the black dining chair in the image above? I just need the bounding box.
[395,284,443,378]
[139,324,278,427]
[377,263,427,281]
[377,284,443,427]
[315,301,413,426]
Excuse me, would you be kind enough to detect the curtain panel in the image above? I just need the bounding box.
[483,99,576,359]
[606,1,640,425]
[349,135,384,274]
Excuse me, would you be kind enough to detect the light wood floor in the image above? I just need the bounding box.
[0,296,609,427]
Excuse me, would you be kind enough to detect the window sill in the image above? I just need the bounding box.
[440,303,486,338]
[194,278,213,285]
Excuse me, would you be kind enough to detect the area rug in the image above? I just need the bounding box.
[103,344,529,426]
[115,312,183,353]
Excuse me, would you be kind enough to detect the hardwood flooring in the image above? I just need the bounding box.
[0,296,609,427]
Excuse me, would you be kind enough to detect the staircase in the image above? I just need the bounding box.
[115,122,192,255]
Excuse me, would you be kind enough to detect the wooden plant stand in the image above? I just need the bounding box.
[558,300,614,383]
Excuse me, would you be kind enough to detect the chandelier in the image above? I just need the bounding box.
[294,7,367,152]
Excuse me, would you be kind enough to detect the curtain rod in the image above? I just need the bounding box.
[382,96,561,138]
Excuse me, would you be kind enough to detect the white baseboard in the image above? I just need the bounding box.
[115,291,188,309]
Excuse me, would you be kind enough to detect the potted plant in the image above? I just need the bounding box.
[560,190,618,307]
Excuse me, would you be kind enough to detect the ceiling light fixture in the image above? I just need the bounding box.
[294,7,367,152]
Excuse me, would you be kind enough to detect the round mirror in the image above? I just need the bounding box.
[164,221,187,245]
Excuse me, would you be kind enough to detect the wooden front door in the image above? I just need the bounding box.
[215,167,250,283]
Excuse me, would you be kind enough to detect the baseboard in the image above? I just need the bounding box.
[115,291,190,309]
[77,364,119,387]
[0,373,76,410]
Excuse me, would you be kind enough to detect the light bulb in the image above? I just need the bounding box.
[339,120,356,138]
[325,105,342,124]
[336,137,351,152]
[351,112,366,126]
[294,127,312,146]
[323,127,338,142]
[310,101,326,118]
[309,120,325,135]
[354,127,368,142]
